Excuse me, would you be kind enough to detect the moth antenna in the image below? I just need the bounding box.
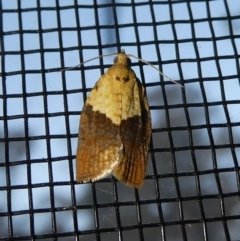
[61,50,183,88]
[60,52,117,72]
[127,53,183,87]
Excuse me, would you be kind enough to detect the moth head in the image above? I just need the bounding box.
[113,53,131,66]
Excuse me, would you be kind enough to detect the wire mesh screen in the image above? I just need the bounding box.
[1,0,240,240]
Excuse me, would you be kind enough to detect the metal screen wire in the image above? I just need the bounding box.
[1,0,240,241]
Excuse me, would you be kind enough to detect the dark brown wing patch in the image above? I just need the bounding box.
[76,105,122,182]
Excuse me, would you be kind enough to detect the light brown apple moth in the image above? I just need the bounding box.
[76,50,152,188]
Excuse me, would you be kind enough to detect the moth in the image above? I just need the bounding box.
[76,50,152,188]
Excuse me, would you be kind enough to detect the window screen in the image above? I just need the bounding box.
[1,1,240,241]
